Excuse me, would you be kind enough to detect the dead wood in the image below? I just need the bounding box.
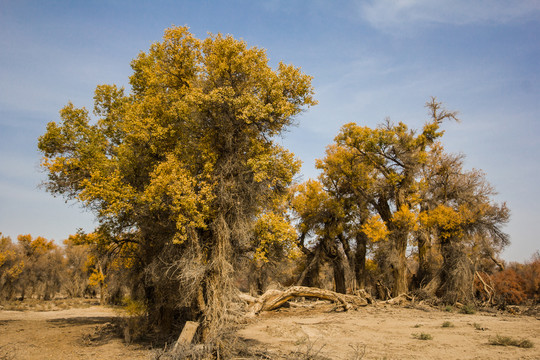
[376,280,392,300]
[241,286,371,314]
[173,321,199,351]
[474,271,494,305]
[489,254,505,271]
[384,293,414,305]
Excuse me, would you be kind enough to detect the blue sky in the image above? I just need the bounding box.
[1,0,539,261]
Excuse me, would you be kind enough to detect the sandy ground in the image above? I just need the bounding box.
[0,306,152,360]
[1,301,538,359]
[238,303,540,360]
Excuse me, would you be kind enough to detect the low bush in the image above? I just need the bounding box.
[412,332,433,340]
[489,335,533,348]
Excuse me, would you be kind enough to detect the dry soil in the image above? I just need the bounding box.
[1,301,539,359]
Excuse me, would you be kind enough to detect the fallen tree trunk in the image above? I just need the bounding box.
[384,293,414,305]
[241,286,372,315]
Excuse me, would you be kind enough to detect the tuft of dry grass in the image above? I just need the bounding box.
[459,304,476,314]
[412,332,433,340]
[489,335,533,348]
[0,298,98,312]
[441,321,454,328]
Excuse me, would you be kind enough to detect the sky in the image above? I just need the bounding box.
[1,0,539,262]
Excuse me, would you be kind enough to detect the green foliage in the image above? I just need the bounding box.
[441,321,454,328]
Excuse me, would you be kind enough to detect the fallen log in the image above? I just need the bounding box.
[384,293,414,305]
[241,286,371,315]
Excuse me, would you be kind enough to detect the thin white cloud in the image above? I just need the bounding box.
[359,0,540,30]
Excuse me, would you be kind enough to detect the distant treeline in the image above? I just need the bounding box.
[0,232,538,307]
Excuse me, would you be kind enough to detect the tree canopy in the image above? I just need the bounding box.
[292,99,509,300]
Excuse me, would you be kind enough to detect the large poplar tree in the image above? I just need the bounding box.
[38,26,315,339]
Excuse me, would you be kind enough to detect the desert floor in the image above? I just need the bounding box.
[1,300,538,359]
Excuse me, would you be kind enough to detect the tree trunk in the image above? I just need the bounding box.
[391,233,409,296]
[415,230,432,288]
[322,237,347,294]
[332,252,347,294]
[355,233,367,289]
[296,245,322,288]
[338,234,357,291]
[438,240,473,303]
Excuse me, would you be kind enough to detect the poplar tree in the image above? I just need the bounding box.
[38,26,315,339]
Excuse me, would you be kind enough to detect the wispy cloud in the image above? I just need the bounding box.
[359,0,540,31]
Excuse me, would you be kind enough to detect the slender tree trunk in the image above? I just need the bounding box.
[355,233,368,289]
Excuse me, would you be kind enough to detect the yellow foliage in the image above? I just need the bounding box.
[253,212,298,263]
[88,268,105,287]
[392,205,418,231]
[122,297,147,317]
[361,215,390,242]
[7,260,24,278]
[365,259,378,272]
[420,204,474,240]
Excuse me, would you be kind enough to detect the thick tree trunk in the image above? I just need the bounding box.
[296,245,322,288]
[320,237,347,294]
[415,230,432,288]
[338,234,357,291]
[392,234,409,296]
[438,240,473,303]
[332,245,348,294]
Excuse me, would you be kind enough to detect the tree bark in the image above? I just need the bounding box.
[391,233,409,296]
[338,234,357,291]
[416,230,431,287]
[355,233,367,289]
[296,245,322,288]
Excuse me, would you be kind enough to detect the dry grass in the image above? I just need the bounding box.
[0,297,98,312]
[489,335,534,348]
[412,332,433,340]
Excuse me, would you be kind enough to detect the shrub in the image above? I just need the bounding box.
[459,304,476,314]
[492,269,526,305]
[441,321,454,328]
[489,335,533,348]
[473,323,486,331]
[412,332,433,340]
